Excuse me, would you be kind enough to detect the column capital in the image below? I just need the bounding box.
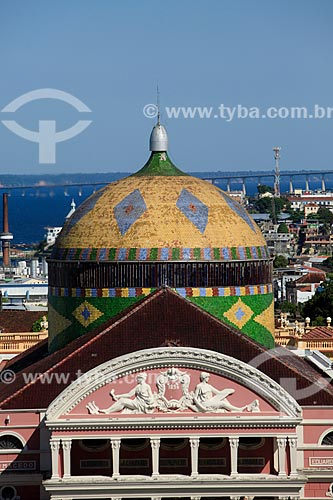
[189,437,200,448]
[229,437,239,448]
[277,436,288,447]
[288,436,298,447]
[50,438,61,451]
[150,437,161,449]
[111,438,121,449]
[61,438,72,451]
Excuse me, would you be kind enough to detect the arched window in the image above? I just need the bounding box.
[0,435,24,450]
[239,437,265,450]
[0,485,17,500]
[79,439,109,453]
[321,431,333,445]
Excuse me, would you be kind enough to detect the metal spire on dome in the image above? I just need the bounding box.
[149,86,168,152]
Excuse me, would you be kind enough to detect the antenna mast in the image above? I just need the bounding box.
[273,146,281,197]
[156,84,160,125]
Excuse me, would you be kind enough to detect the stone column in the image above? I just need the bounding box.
[62,438,72,479]
[150,438,160,478]
[189,437,200,477]
[111,438,121,478]
[277,437,287,477]
[50,438,61,479]
[229,437,239,477]
[289,436,298,477]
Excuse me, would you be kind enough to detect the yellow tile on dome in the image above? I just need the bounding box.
[223,298,254,329]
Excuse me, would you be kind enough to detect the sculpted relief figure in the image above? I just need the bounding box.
[86,373,155,415]
[190,372,260,413]
[86,369,260,415]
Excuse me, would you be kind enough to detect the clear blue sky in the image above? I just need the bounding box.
[0,0,332,175]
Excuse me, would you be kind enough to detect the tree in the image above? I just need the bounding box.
[273,255,288,268]
[32,316,48,332]
[316,207,333,225]
[322,257,333,270]
[302,280,332,324]
[277,223,288,234]
[257,184,273,195]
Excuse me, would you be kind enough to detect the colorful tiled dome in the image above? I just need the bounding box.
[48,124,273,352]
[53,152,266,259]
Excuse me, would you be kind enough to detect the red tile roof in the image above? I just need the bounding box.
[302,327,333,340]
[0,310,44,333]
[296,273,325,285]
[0,288,332,409]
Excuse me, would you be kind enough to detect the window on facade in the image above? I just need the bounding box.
[321,432,333,445]
[0,486,17,500]
[79,439,109,452]
[0,435,24,450]
[121,438,149,451]
[200,437,226,450]
[239,437,265,450]
[161,438,187,451]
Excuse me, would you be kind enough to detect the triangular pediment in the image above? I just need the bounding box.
[46,347,302,428]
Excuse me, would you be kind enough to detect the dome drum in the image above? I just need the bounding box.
[48,260,272,289]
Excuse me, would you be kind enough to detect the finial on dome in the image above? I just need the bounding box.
[149,85,168,152]
[149,123,168,152]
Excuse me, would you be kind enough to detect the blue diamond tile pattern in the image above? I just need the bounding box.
[176,189,208,234]
[235,307,245,321]
[81,306,91,321]
[114,189,147,236]
[220,192,256,232]
[62,188,106,237]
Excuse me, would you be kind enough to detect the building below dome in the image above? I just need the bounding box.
[0,288,332,499]
[48,124,274,352]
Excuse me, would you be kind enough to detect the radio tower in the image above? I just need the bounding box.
[273,146,281,197]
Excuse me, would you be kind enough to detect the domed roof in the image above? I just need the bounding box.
[52,129,267,262]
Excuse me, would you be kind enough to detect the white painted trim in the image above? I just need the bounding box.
[297,423,304,470]
[45,347,302,422]
[318,427,333,444]
[0,430,26,448]
[301,420,333,425]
